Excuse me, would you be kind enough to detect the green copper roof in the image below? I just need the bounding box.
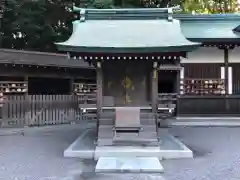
[180,19,240,42]
[56,8,240,53]
[56,7,200,53]
[56,20,200,53]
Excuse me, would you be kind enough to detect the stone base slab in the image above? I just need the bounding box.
[64,128,193,160]
[95,157,164,173]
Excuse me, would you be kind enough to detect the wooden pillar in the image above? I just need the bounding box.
[223,47,230,111]
[96,61,103,131]
[152,62,158,117]
[224,48,229,95]
[178,65,184,116]
[228,66,232,95]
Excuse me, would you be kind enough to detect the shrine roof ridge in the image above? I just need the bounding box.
[73,6,182,14]
[72,6,240,21]
[73,6,181,21]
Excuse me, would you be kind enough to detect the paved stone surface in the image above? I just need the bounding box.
[1,125,240,180]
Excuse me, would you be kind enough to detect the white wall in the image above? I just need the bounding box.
[183,47,224,63]
[229,47,240,63]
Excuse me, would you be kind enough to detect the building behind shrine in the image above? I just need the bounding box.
[1,9,240,119]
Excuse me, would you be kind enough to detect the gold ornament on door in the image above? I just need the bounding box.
[121,76,133,104]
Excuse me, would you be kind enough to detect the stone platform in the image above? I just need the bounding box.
[64,128,193,160]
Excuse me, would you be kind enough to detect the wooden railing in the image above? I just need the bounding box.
[77,93,97,106]
[0,95,80,128]
[157,93,177,119]
[178,95,240,116]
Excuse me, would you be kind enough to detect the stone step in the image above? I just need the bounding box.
[97,139,114,146]
[95,157,163,173]
[113,136,158,143]
[98,125,157,136]
[97,137,158,147]
[99,120,156,126]
[98,133,158,139]
[94,146,162,160]
[139,132,158,138]
[114,131,157,137]
[115,132,139,137]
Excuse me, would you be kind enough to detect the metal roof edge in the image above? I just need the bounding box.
[175,13,240,21]
[80,13,240,21]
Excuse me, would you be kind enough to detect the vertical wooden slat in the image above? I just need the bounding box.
[13,96,16,125]
[39,95,43,126]
[54,95,57,124]
[50,94,53,125]
[30,95,34,126]
[30,95,33,126]
[35,95,39,126]
[47,95,50,124]
[28,95,32,126]
[50,95,53,124]
[46,95,49,125]
[19,95,22,126]
[33,95,37,125]
[12,95,15,125]
[62,95,66,123]
[1,96,8,127]
[56,94,60,124]
[43,95,47,125]
[184,64,221,79]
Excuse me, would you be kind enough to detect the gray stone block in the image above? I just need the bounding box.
[95,157,164,173]
[94,146,162,160]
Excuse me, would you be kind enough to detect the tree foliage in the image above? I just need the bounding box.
[182,0,239,13]
[1,0,75,52]
[0,0,239,52]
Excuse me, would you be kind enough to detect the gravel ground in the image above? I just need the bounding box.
[0,124,88,180]
[1,125,240,180]
[163,127,240,180]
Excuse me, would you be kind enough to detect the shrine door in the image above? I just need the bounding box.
[103,60,149,106]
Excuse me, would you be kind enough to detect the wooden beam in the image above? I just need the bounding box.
[158,64,182,71]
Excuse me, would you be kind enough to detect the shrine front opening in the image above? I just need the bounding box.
[158,70,178,94]
[103,59,151,106]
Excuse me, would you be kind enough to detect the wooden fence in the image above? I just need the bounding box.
[0,95,81,128]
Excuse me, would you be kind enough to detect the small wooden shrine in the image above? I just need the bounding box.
[56,6,201,147]
[55,7,240,173]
